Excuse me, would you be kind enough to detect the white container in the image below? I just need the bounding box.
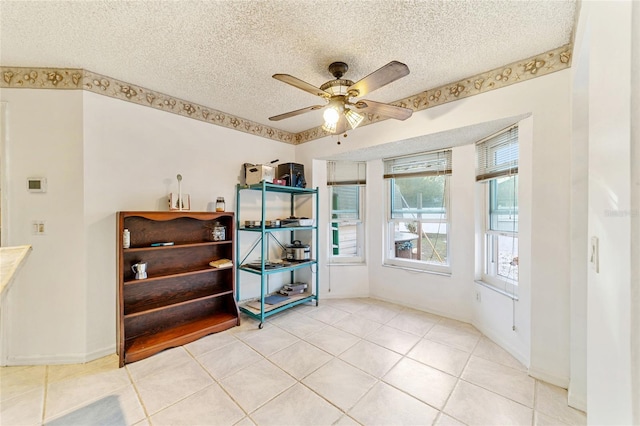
[123,229,130,249]
[245,164,275,185]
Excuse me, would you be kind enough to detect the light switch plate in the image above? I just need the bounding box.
[32,220,46,235]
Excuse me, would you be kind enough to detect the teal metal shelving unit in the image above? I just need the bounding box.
[235,182,319,328]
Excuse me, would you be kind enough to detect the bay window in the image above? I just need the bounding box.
[384,150,452,273]
[477,126,519,296]
[327,161,366,263]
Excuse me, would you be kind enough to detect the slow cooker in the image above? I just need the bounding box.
[284,240,311,261]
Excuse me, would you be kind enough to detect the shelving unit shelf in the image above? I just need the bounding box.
[117,211,239,367]
[236,182,319,328]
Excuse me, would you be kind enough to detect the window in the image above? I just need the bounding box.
[477,126,519,296]
[384,150,452,273]
[327,161,365,263]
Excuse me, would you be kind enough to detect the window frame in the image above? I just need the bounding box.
[475,125,519,296]
[326,160,367,264]
[384,175,451,274]
[328,184,366,265]
[481,175,519,294]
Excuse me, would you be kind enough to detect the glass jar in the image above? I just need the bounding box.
[211,221,226,241]
[216,197,225,212]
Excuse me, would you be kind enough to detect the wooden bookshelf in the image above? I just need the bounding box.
[117,211,239,367]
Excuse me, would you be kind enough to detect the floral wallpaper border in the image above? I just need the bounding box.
[1,67,296,144]
[296,44,573,144]
[1,43,571,145]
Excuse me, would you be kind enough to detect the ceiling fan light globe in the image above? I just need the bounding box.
[322,121,337,133]
[323,107,340,125]
[345,109,364,129]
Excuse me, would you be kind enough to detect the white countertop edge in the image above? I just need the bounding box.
[0,245,33,298]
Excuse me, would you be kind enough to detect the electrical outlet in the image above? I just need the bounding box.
[476,291,481,302]
[32,220,46,235]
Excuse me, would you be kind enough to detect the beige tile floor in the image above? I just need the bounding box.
[0,298,587,426]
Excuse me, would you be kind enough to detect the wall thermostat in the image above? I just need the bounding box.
[27,177,47,193]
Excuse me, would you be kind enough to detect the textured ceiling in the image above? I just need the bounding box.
[0,1,576,134]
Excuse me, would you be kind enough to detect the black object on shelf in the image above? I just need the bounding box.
[277,163,306,188]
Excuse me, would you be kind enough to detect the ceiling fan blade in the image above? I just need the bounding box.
[354,99,413,121]
[268,105,325,121]
[272,74,331,98]
[347,61,410,97]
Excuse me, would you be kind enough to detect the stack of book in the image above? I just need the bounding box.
[278,282,308,296]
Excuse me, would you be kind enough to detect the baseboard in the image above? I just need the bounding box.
[528,366,570,389]
[319,292,473,324]
[568,388,587,412]
[3,344,116,366]
[320,292,370,300]
[369,294,472,324]
[84,344,116,363]
[471,320,530,369]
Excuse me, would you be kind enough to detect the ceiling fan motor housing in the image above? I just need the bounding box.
[328,61,349,79]
[320,79,355,97]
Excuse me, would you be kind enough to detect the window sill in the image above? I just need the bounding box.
[383,263,452,277]
[328,261,367,267]
[475,280,519,300]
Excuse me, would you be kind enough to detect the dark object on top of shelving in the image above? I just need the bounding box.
[277,163,306,188]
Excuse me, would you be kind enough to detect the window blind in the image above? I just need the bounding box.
[330,186,361,221]
[383,149,452,179]
[476,126,519,182]
[327,161,366,185]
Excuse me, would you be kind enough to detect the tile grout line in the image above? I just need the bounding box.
[436,332,482,426]
[191,328,346,423]
[312,305,429,423]
[186,338,256,421]
[275,304,374,424]
[124,362,152,423]
[531,379,538,426]
[41,365,49,425]
[365,318,448,424]
[455,354,538,412]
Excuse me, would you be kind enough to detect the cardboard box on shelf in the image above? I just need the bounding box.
[244,164,275,185]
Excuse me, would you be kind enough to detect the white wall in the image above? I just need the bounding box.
[632,3,640,423]
[297,69,572,382]
[82,92,296,357]
[568,4,590,410]
[0,88,295,364]
[1,89,87,364]
[577,1,635,424]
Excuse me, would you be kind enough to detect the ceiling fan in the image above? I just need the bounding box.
[269,61,413,134]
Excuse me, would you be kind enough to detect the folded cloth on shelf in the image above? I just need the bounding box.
[209,259,233,268]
